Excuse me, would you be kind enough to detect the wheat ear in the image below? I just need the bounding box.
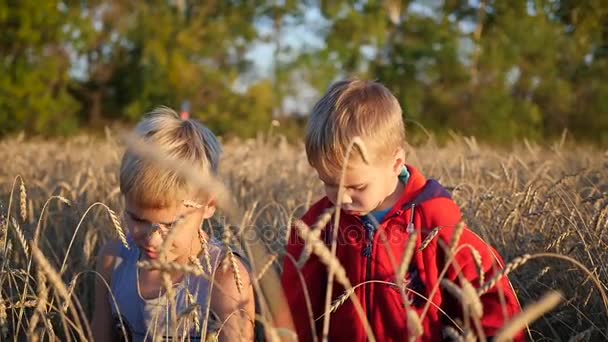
[478,254,531,295]
[494,291,563,342]
[19,177,27,222]
[254,254,277,283]
[420,227,440,251]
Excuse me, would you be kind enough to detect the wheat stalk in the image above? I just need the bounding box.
[7,300,38,309]
[221,224,233,272]
[30,246,70,302]
[329,288,354,314]
[443,326,464,341]
[0,292,7,329]
[313,206,335,230]
[495,290,563,342]
[198,229,212,274]
[138,260,207,277]
[10,218,29,257]
[450,221,466,252]
[104,205,129,249]
[441,279,483,319]
[296,208,334,269]
[470,247,484,285]
[27,272,47,337]
[406,309,423,340]
[183,200,203,209]
[19,177,27,222]
[545,230,571,251]
[351,137,370,164]
[184,288,201,332]
[189,255,205,274]
[254,254,277,283]
[62,276,78,313]
[228,249,244,294]
[420,226,440,251]
[220,223,244,294]
[461,279,483,319]
[30,244,90,341]
[294,219,375,341]
[397,232,417,288]
[478,254,531,295]
[162,271,178,338]
[294,220,349,287]
[32,195,71,246]
[179,303,201,333]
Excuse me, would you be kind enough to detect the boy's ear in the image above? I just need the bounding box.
[391,148,406,175]
[202,199,216,219]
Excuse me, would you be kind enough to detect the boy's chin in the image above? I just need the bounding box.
[139,248,178,263]
[343,209,367,216]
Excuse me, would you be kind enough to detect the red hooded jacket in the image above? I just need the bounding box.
[281,165,524,341]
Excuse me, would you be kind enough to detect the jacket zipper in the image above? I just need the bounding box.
[362,217,375,341]
[361,203,416,340]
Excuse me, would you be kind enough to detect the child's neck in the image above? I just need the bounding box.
[375,176,406,212]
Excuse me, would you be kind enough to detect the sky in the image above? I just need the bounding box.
[240,0,455,114]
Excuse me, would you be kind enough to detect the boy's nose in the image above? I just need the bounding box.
[145,226,163,246]
[340,192,353,204]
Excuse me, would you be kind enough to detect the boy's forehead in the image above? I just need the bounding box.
[316,160,372,185]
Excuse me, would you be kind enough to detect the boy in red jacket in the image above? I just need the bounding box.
[280,79,524,341]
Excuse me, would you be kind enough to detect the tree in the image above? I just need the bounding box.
[0,0,79,135]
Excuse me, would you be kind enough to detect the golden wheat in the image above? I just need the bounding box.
[1,133,606,340]
[495,291,563,342]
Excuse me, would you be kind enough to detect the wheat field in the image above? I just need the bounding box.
[0,130,607,341]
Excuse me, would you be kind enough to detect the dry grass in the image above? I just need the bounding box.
[0,131,607,341]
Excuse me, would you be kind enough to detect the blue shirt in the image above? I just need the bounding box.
[369,166,410,223]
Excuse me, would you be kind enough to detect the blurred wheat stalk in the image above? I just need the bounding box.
[0,131,606,341]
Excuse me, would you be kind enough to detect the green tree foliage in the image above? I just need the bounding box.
[0,0,606,144]
[0,0,80,135]
[292,0,608,144]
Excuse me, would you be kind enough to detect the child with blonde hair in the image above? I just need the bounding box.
[92,107,255,341]
[281,79,524,341]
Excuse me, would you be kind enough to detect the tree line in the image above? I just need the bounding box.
[1,0,606,144]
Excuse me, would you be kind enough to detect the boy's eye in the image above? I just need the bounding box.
[354,185,367,191]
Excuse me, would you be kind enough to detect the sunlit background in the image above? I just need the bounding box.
[1,0,607,144]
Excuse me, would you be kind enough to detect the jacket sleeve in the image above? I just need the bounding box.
[445,227,524,341]
[280,210,328,342]
[424,198,525,341]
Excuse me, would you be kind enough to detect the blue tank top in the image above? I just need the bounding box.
[109,236,225,341]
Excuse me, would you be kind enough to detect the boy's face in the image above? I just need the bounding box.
[316,150,404,216]
[124,196,215,263]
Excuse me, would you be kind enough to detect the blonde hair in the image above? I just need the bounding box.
[305,79,405,174]
[120,106,222,208]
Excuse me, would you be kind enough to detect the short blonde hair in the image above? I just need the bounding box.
[120,106,222,208]
[305,79,405,174]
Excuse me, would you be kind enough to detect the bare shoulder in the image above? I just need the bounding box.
[211,255,255,340]
[214,255,253,295]
[96,240,125,280]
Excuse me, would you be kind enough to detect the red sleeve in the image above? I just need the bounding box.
[424,198,525,341]
[445,228,524,341]
[280,208,327,342]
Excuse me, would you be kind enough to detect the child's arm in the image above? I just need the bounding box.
[211,257,255,342]
[91,241,121,342]
[442,227,525,341]
[422,198,524,341]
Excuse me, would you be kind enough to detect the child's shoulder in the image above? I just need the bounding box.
[97,239,130,261]
[300,196,334,225]
[96,239,133,281]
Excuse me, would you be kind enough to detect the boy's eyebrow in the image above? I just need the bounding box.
[126,210,146,222]
[126,210,176,226]
[319,178,366,188]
